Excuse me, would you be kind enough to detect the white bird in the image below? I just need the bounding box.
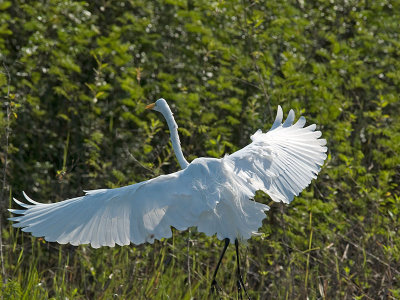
[9,98,327,297]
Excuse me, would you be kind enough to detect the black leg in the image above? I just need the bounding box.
[210,238,230,297]
[235,239,251,300]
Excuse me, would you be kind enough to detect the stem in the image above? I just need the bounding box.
[1,62,10,200]
[187,229,192,298]
[1,62,11,280]
[305,211,313,295]
[62,130,70,172]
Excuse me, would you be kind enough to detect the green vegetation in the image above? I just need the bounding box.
[1,0,399,299]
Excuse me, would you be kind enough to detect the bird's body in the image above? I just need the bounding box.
[12,156,266,247]
[9,99,327,297]
[10,99,327,248]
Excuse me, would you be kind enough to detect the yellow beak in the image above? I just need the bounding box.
[145,103,156,110]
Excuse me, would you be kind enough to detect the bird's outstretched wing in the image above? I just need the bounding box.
[9,105,326,247]
[226,106,327,204]
[9,166,219,248]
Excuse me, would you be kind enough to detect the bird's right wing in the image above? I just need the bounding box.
[9,166,218,248]
[226,106,327,204]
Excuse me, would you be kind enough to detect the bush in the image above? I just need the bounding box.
[1,0,399,299]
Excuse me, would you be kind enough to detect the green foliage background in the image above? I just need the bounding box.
[1,0,399,299]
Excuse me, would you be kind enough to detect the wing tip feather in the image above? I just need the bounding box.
[23,191,41,205]
[270,105,283,130]
[12,198,31,209]
[283,109,295,127]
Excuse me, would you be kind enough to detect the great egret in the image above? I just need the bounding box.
[9,98,327,298]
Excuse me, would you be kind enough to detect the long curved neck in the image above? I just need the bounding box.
[161,106,189,169]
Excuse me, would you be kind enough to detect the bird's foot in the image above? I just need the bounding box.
[210,279,223,299]
[237,279,243,300]
[237,276,251,300]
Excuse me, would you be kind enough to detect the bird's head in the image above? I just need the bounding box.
[145,98,169,113]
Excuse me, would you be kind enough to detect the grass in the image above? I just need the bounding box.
[2,225,245,299]
[1,192,399,299]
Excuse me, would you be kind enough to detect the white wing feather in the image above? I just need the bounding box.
[9,106,326,246]
[226,105,327,204]
[10,167,216,248]
[9,158,269,246]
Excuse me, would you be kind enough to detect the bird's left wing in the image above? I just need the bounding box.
[225,106,327,204]
[9,168,216,248]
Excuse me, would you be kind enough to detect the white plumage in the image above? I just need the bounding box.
[9,99,327,248]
